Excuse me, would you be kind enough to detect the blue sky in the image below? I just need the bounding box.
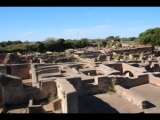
[0,7,160,42]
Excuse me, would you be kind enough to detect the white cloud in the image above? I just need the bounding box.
[19,31,33,38]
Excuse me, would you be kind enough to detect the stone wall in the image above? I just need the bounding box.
[148,74,160,87]
[115,85,147,109]
[80,83,99,96]
[94,74,149,90]
[56,78,78,113]
[0,73,23,105]
[0,53,7,64]
[3,53,22,64]
[0,64,7,74]
[0,83,4,108]
[37,68,59,74]
[94,75,112,93]
[11,64,31,79]
[66,77,82,94]
[115,74,149,88]
[105,63,122,75]
[122,63,147,75]
[32,80,57,100]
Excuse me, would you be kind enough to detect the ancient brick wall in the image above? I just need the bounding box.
[0,83,4,108]
[115,74,149,88]
[122,63,147,75]
[149,74,160,87]
[56,78,78,113]
[3,53,22,64]
[20,87,38,104]
[0,64,7,74]
[115,85,147,109]
[0,73,23,105]
[33,80,57,100]
[37,68,59,74]
[80,83,99,96]
[106,63,122,75]
[94,75,111,93]
[11,64,31,79]
[66,77,82,94]
[95,74,149,90]
[0,53,7,64]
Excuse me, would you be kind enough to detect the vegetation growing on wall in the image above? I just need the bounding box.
[107,78,116,93]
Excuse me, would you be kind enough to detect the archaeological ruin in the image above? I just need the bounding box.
[1,44,160,113]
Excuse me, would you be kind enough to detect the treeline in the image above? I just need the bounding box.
[0,36,137,53]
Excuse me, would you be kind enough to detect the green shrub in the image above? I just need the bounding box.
[47,94,58,102]
[107,78,116,93]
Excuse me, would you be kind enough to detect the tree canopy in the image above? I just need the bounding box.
[137,27,160,53]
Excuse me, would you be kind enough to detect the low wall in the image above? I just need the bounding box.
[115,74,149,88]
[94,74,149,90]
[115,85,147,109]
[37,68,59,74]
[148,74,160,87]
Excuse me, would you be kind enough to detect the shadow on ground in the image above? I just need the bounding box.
[145,101,156,109]
[78,95,119,113]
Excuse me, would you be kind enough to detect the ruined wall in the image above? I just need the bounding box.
[122,63,147,75]
[54,57,77,63]
[33,80,57,100]
[105,63,122,75]
[97,54,107,61]
[37,68,59,74]
[0,53,7,64]
[115,85,147,109]
[115,74,149,88]
[148,74,160,87]
[0,64,7,74]
[21,87,38,104]
[66,77,82,94]
[56,78,78,113]
[3,53,22,64]
[94,75,112,93]
[80,83,99,96]
[0,73,23,105]
[0,83,4,108]
[94,74,149,90]
[11,64,31,79]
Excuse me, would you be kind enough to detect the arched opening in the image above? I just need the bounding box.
[123,71,134,77]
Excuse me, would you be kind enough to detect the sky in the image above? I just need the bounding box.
[0,6,160,42]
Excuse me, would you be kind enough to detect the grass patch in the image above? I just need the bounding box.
[107,78,116,93]
[33,94,58,105]
[112,54,118,60]
[47,94,58,102]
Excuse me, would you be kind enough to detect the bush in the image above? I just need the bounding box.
[107,78,116,93]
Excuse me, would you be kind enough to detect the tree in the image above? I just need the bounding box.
[105,36,114,41]
[114,36,120,42]
[35,42,45,53]
[137,27,160,54]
